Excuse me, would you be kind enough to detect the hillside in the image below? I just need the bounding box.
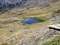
[0,0,60,11]
[0,0,60,45]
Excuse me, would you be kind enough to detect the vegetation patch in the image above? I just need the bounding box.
[43,35,60,45]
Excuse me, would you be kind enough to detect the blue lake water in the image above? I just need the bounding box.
[22,18,43,24]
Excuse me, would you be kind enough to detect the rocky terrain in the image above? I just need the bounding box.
[0,0,60,45]
[0,0,60,10]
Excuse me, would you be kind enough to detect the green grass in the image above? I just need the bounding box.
[43,35,60,45]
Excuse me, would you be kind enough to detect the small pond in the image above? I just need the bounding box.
[22,18,43,24]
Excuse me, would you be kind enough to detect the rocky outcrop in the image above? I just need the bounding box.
[0,0,27,10]
[0,0,60,11]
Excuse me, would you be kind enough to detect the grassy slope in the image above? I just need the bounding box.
[0,2,60,45]
[43,35,60,45]
[43,2,60,45]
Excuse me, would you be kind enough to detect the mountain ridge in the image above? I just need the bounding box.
[0,0,60,11]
